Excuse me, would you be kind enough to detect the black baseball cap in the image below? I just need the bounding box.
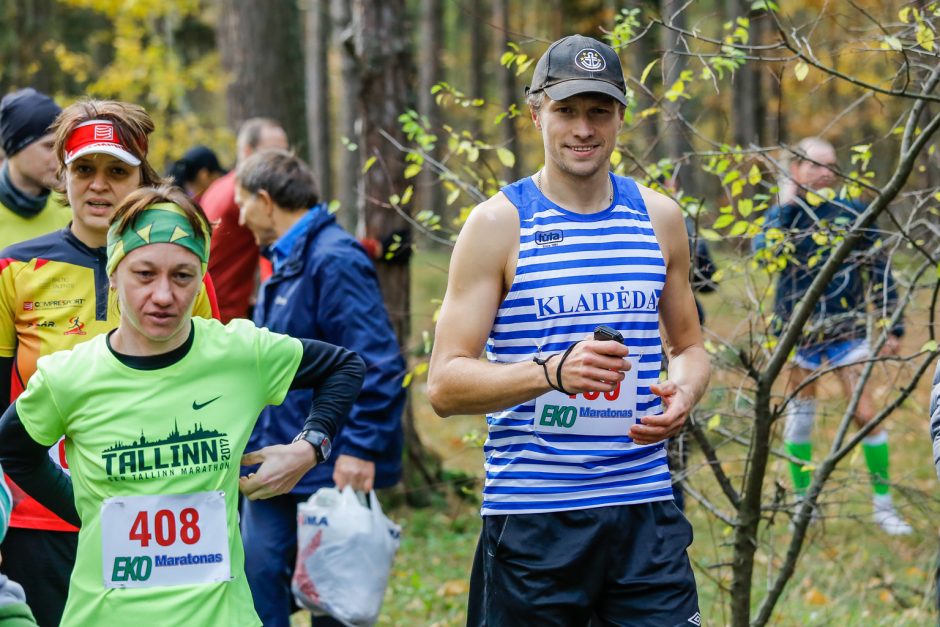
[526,35,627,107]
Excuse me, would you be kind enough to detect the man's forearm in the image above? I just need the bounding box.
[428,356,551,417]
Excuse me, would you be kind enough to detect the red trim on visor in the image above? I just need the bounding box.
[64,121,145,162]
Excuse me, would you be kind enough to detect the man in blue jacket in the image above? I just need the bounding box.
[235,149,406,626]
[754,137,909,535]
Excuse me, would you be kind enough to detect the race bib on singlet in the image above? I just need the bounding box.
[100,491,231,589]
[534,358,641,436]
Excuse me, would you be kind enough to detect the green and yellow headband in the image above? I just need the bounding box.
[106,202,210,276]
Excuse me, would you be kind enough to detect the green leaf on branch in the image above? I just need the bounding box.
[747,165,762,185]
[640,59,658,85]
[729,220,748,237]
[751,0,778,10]
[707,413,721,430]
[917,23,935,51]
[404,163,422,179]
[699,228,722,242]
[883,36,903,51]
[401,185,414,206]
[496,147,516,168]
[922,339,938,353]
[713,214,734,229]
[362,156,377,174]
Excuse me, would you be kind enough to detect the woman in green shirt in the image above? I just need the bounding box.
[0,186,364,626]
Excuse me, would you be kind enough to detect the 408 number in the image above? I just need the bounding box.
[129,508,201,547]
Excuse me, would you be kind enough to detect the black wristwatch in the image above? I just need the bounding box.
[293,429,332,463]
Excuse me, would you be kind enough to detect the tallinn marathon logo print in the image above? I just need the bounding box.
[100,419,231,481]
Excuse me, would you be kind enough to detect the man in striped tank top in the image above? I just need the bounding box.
[429,35,711,627]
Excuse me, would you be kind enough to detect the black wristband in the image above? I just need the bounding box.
[554,341,582,396]
[533,354,565,394]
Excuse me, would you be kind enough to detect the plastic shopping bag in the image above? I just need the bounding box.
[292,486,401,627]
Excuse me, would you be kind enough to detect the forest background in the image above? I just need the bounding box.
[5,0,940,625]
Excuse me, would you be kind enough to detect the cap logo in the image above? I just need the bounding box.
[93,124,114,141]
[576,49,606,72]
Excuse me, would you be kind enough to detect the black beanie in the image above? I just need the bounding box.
[0,88,62,157]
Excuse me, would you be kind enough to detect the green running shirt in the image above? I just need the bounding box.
[16,317,302,627]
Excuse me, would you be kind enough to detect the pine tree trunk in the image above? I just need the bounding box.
[469,0,488,141]
[353,0,442,504]
[418,0,444,229]
[493,0,522,181]
[725,0,764,148]
[658,0,690,188]
[216,0,308,156]
[304,0,332,201]
[331,0,361,233]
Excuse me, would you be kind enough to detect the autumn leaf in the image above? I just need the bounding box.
[437,579,469,597]
[805,588,829,605]
[794,61,809,81]
[917,23,935,51]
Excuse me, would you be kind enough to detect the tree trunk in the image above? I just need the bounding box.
[627,11,660,164]
[658,0,689,187]
[331,0,361,233]
[216,0,308,157]
[353,0,442,504]
[469,0,488,140]
[493,0,522,181]
[1,0,62,95]
[758,13,783,147]
[725,0,761,148]
[304,0,332,201]
[418,0,444,230]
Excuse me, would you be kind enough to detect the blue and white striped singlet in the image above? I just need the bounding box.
[482,173,672,516]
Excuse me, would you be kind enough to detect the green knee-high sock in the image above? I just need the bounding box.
[863,439,891,496]
[786,441,813,496]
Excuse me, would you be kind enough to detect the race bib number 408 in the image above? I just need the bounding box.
[100,491,231,589]
[534,358,641,436]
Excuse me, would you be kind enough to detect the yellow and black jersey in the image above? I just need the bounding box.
[0,227,220,530]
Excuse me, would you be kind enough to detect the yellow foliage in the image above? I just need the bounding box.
[53,0,228,170]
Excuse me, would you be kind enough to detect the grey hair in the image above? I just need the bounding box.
[236,118,283,157]
[236,148,319,212]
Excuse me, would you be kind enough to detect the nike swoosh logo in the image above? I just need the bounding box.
[192,396,222,410]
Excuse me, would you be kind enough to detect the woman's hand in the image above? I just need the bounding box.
[239,441,317,500]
